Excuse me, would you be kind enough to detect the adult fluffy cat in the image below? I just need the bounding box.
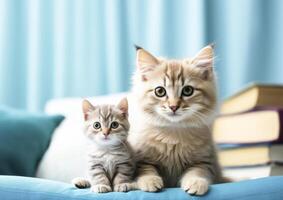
[128,45,223,195]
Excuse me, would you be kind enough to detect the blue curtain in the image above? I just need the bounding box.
[0,0,283,111]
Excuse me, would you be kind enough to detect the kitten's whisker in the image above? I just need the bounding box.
[199,107,215,115]
[190,109,212,131]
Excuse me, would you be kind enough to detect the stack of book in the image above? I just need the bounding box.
[213,83,283,180]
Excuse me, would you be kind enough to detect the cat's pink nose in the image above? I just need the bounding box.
[103,132,108,137]
[169,105,179,112]
[102,128,110,137]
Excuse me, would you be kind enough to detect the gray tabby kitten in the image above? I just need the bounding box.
[72,98,136,193]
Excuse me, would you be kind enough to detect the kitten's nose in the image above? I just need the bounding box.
[102,128,110,136]
[169,105,179,112]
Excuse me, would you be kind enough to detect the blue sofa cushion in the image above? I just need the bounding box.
[0,176,283,200]
[0,107,64,176]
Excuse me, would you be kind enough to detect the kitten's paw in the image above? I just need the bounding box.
[181,177,209,195]
[91,184,112,193]
[72,177,91,189]
[114,182,134,192]
[137,175,164,192]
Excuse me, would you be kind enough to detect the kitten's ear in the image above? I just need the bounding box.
[117,97,128,117]
[135,45,159,81]
[82,99,95,121]
[192,44,214,80]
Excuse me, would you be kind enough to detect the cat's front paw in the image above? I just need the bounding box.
[114,182,135,192]
[72,177,91,189]
[91,184,112,193]
[137,175,164,192]
[181,177,209,195]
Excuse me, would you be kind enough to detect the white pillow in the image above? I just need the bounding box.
[36,93,128,183]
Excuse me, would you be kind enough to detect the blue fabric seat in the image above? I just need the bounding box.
[0,176,283,200]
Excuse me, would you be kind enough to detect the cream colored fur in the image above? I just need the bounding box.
[128,45,223,195]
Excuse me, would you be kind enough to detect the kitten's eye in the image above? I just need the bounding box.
[154,86,166,97]
[182,85,194,97]
[110,121,119,129]
[93,122,101,129]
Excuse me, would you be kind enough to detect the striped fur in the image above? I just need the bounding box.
[129,45,224,195]
[72,98,136,193]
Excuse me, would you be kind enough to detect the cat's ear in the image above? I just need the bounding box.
[82,99,95,121]
[135,45,159,81]
[117,97,128,117]
[192,44,214,80]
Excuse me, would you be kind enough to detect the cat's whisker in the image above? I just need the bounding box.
[190,110,212,131]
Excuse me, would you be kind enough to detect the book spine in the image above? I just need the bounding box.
[278,110,283,143]
[218,106,283,117]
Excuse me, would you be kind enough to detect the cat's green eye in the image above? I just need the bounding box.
[182,85,194,97]
[110,121,119,129]
[155,86,166,97]
[93,122,101,129]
